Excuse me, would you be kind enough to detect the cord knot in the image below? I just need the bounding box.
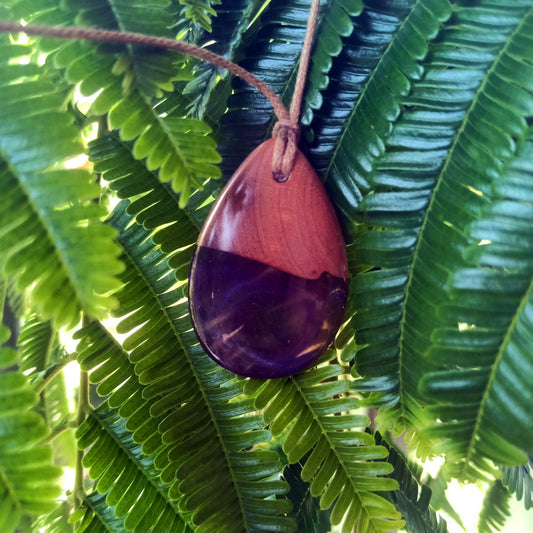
[272,120,300,183]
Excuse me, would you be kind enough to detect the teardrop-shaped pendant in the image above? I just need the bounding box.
[188,138,349,378]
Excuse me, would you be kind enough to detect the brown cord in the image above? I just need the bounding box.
[0,1,320,178]
[0,21,290,125]
[272,0,320,181]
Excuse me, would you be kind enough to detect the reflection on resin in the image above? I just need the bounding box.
[189,246,349,378]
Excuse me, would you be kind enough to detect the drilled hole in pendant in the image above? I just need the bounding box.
[273,171,290,183]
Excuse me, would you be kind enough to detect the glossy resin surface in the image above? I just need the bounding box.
[198,138,347,280]
[188,139,349,378]
[189,247,348,378]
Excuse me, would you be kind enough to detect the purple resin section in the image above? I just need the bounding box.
[188,246,349,379]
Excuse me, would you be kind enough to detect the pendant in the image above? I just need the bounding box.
[188,138,349,379]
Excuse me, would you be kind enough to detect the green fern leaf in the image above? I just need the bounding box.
[73,491,127,533]
[76,404,193,532]
[89,132,217,267]
[217,0,313,176]
[373,432,448,533]
[283,458,332,533]
[501,456,533,511]
[175,0,220,33]
[305,0,409,175]
[17,315,74,435]
[75,320,195,529]
[349,0,533,449]
[183,0,257,120]
[300,0,363,128]
[35,0,222,206]
[56,35,222,205]
[0,328,63,533]
[419,137,533,477]
[218,0,362,179]
[4,276,26,321]
[17,316,58,377]
[73,324,172,532]
[0,40,123,328]
[31,501,72,533]
[73,200,295,532]
[477,481,511,533]
[167,1,203,42]
[245,355,403,533]
[110,205,295,532]
[323,0,452,216]
[65,0,178,97]
[5,0,76,52]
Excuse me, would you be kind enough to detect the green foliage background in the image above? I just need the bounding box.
[0,0,533,532]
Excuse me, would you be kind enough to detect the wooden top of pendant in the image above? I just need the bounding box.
[198,138,348,280]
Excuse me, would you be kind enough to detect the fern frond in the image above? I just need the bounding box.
[64,0,178,97]
[245,355,403,533]
[167,1,203,42]
[217,0,315,177]
[50,37,221,206]
[350,1,533,447]
[17,315,73,432]
[419,132,533,478]
[89,131,218,268]
[477,481,511,533]
[308,0,435,177]
[325,0,452,216]
[75,320,191,531]
[283,458,332,533]
[5,0,75,40]
[31,501,71,533]
[218,0,362,179]
[74,203,295,532]
[17,315,57,376]
[77,319,290,532]
[76,403,193,532]
[0,39,123,328]
[300,0,363,127]
[73,491,126,532]
[113,206,294,531]
[174,0,220,33]
[501,456,533,511]
[4,275,25,321]
[0,328,63,533]
[373,432,448,533]
[183,0,257,120]
[18,0,223,206]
